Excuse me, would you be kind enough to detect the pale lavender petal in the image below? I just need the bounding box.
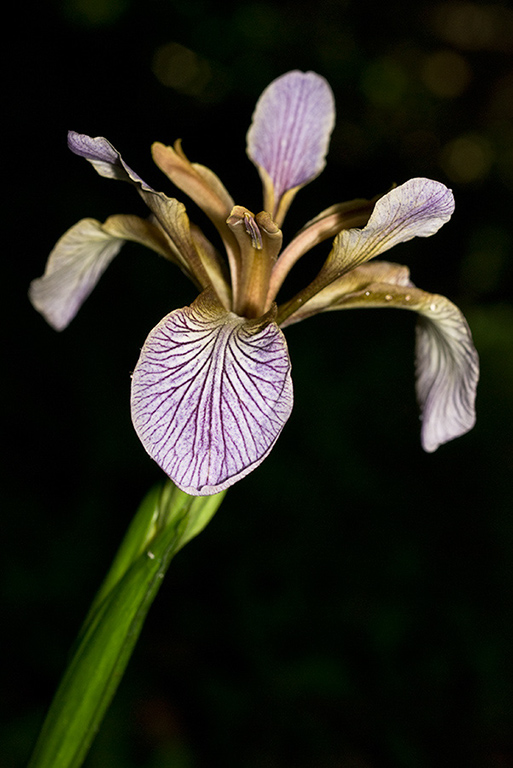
[29,218,125,330]
[415,295,479,452]
[131,293,293,495]
[326,178,455,276]
[67,131,151,187]
[247,71,335,201]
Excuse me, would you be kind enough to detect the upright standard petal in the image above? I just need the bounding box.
[131,291,293,495]
[247,71,335,224]
[282,261,478,451]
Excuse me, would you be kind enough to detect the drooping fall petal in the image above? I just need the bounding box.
[68,131,150,186]
[67,131,230,304]
[324,178,455,278]
[247,70,335,225]
[414,295,478,452]
[282,261,478,451]
[277,179,455,325]
[131,291,293,495]
[280,260,412,326]
[29,216,170,330]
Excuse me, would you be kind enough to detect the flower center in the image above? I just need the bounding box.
[226,206,283,319]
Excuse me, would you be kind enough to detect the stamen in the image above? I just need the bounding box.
[243,212,263,250]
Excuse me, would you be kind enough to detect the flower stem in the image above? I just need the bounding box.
[27,481,226,768]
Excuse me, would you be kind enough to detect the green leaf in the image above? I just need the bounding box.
[28,481,226,768]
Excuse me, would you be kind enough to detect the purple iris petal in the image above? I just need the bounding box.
[415,298,479,452]
[360,178,455,249]
[247,70,335,201]
[67,131,151,188]
[322,179,455,280]
[29,218,125,331]
[131,295,293,495]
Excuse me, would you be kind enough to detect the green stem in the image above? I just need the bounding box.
[27,481,226,768]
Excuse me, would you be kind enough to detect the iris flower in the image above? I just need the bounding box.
[30,71,478,495]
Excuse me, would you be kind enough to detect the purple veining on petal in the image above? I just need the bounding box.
[67,131,151,188]
[325,178,455,278]
[131,297,293,495]
[364,178,455,246]
[29,218,124,331]
[68,132,119,164]
[415,298,479,452]
[247,70,335,200]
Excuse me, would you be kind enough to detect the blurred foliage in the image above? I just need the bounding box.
[3,0,513,766]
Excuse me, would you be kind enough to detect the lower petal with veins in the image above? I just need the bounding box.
[131,292,293,495]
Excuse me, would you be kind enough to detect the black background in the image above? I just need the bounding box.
[4,0,513,766]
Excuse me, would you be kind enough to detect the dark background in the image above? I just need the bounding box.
[4,0,513,766]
